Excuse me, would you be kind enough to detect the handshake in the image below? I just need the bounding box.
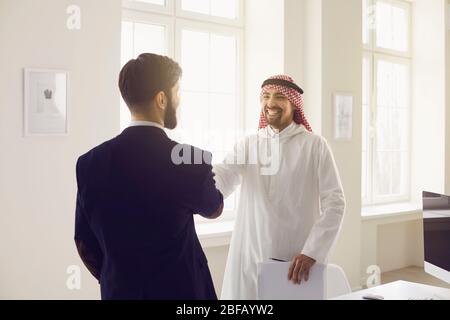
[74,53,345,300]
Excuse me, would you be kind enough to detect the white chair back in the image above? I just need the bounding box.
[326,264,352,299]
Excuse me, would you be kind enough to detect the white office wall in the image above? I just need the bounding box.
[361,215,424,284]
[203,245,229,296]
[377,220,424,272]
[285,0,323,134]
[320,0,362,290]
[411,0,446,202]
[284,0,305,84]
[0,0,121,299]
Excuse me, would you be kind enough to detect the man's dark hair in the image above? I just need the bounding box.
[119,53,182,110]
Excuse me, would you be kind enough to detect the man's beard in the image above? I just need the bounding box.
[264,107,283,128]
[164,93,177,130]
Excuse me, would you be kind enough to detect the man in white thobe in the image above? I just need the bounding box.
[213,75,346,300]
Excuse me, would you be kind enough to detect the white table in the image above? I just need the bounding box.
[333,280,450,300]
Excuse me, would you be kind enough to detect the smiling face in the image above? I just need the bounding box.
[260,88,295,131]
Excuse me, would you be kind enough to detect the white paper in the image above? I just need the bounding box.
[257,261,326,300]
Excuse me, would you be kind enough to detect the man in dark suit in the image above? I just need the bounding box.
[74,53,224,300]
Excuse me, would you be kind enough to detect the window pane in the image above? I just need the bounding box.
[363,58,369,106]
[209,93,236,151]
[121,22,134,66]
[182,0,210,15]
[376,1,409,52]
[376,59,409,151]
[362,151,368,200]
[120,21,167,131]
[120,22,134,131]
[179,26,240,190]
[395,64,409,108]
[362,57,370,201]
[211,0,238,19]
[178,24,241,218]
[391,152,401,194]
[391,108,408,151]
[120,100,131,132]
[224,193,236,211]
[391,151,408,195]
[134,23,166,56]
[178,91,209,148]
[374,58,409,200]
[375,106,407,152]
[181,30,209,92]
[182,0,238,19]
[375,106,390,150]
[362,105,369,152]
[374,150,408,198]
[210,34,237,94]
[374,151,391,196]
[178,92,237,154]
[362,57,370,154]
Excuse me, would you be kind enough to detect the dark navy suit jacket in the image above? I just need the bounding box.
[74,126,223,300]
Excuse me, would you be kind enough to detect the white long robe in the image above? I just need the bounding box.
[213,123,346,300]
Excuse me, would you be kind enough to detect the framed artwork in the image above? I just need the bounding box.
[333,93,353,141]
[24,68,68,136]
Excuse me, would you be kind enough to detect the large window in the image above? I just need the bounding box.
[362,0,412,206]
[121,0,244,221]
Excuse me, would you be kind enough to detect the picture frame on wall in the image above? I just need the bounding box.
[24,68,68,136]
[333,92,353,141]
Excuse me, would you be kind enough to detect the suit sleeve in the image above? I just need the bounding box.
[194,169,224,219]
[74,159,103,282]
[177,148,224,219]
[301,138,346,264]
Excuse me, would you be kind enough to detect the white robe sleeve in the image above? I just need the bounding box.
[301,137,346,264]
[212,140,245,199]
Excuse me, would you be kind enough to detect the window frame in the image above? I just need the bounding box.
[122,10,175,57]
[368,0,413,57]
[362,53,373,205]
[174,17,245,133]
[121,0,245,223]
[371,53,412,205]
[123,0,175,15]
[175,0,244,27]
[175,18,244,223]
[362,0,413,207]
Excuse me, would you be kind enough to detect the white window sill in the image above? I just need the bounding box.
[195,203,423,247]
[196,220,234,248]
[361,202,422,222]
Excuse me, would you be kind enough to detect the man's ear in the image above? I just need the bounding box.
[155,91,166,110]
